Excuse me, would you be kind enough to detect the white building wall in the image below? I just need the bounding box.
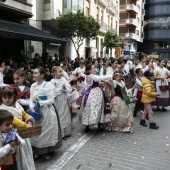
[81,0,120,59]
[29,0,43,57]
[29,0,120,60]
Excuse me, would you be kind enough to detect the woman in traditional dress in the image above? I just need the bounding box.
[0,86,35,170]
[29,67,62,159]
[10,70,30,110]
[50,66,72,138]
[118,58,133,89]
[80,63,113,133]
[103,71,134,133]
[153,59,170,111]
[100,58,117,102]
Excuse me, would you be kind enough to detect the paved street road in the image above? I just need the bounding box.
[36,106,170,170]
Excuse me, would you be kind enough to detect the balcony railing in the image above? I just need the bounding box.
[107,26,117,32]
[97,20,108,32]
[97,0,108,7]
[119,33,139,41]
[120,19,138,27]
[108,1,118,14]
[120,4,139,14]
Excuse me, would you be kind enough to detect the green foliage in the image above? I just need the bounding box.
[56,10,100,57]
[102,30,123,49]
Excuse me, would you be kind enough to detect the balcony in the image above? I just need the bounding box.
[107,26,117,33]
[119,19,138,27]
[119,33,139,41]
[108,0,118,15]
[120,4,139,14]
[97,20,108,32]
[96,0,108,7]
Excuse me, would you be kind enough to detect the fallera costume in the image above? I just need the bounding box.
[153,67,170,107]
[80,74,112,126]
[29,81,62,155]
[50,77,72,137]
[0,102,35,170]
[103,80,134,133]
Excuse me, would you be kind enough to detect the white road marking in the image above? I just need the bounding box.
[47,132,95,170]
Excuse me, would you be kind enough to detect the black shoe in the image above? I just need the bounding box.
[162,107,167,112]
[85,126,90,133]
[150,123,159,129]
[157,107,160,112]
[97,127,105,132]
[97,123,105,132]
[140,119,147,127]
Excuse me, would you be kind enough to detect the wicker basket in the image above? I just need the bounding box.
[18,126,42,139]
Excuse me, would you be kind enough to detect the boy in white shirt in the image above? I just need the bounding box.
[0,110,25,170]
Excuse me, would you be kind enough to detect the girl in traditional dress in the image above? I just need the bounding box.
[103,71,134,133]
[80,63,113,133]
[0,86,35,170]
[10,70,30,110]
[133,68,144,117]
[72,60,85,107]
[153,59,170,111]
[50,66,72,138]
[29,67,62,160]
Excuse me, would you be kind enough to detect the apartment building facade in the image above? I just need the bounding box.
[119,0,144,56]
[30,0,119,59]
[138,0,170,59]
[85,0,119,58]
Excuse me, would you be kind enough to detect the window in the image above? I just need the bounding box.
[137,4,140,10]
[136,30,139,35]
[72,0,84,12]
[101,10,103,21]
[96,7,99,20]
[86,0,90,16]
[44,0,50,4]
[43,0,50,11]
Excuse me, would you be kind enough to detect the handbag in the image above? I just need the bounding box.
[159,80,169,91]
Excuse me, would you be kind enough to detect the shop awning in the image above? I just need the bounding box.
[0,19,69,45]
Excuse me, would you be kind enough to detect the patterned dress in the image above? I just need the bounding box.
[80,74,112,126]
[103,80,134,132]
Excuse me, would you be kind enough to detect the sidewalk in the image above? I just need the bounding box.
[46,107,170,170]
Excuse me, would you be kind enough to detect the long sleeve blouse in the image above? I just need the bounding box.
[29,81,55,109]
[0,133,25,158]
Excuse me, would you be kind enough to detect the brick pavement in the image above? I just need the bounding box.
[36,106,170,170]
[35,111,86,170]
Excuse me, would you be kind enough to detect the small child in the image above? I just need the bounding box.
[50,66,72,138]
[133,68,144,117]
[0,109,25,170]
[140,71,159,129]
[11,70,30,110]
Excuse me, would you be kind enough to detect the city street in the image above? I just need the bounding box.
[35,106,170,170]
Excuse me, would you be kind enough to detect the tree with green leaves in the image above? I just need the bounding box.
[56,10,100,58]
[102,30,123,55]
